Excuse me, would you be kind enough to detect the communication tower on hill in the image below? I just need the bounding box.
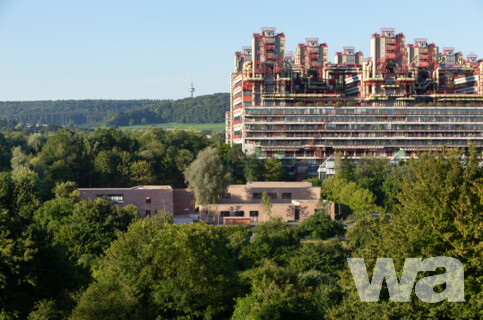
[189,78,195,98]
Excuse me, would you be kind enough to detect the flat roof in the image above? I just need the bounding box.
[202,200,321,206]
[78,185,172,191]
[230,181,314,188]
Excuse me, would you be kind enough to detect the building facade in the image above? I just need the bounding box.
[199,182,333,224]
[226,27,483,178]
[78,185,195,217]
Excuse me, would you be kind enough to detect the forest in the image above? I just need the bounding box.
[0,93,229,128]
[103,93,229,126]
[0,126,481,319]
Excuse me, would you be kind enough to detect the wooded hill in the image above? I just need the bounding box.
[0,93,229,127]
[0,100,158,126]
[103,93,229,126]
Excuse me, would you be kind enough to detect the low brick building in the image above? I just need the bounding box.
[199,182,334,224]
[78,185,194,217]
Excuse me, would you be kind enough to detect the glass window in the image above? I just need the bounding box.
[106,194,123,204]
[145,196,151,203]
[146,210,151,216]
[234,211,244,217]
[249,211,259,217]
[220,211,230,217]
[268,193,277,200]
[253,193,262,200]
[282,193,292,200]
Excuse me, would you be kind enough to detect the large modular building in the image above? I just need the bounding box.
[226,27,483,178]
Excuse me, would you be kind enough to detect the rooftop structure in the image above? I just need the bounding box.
[226,27,483,178]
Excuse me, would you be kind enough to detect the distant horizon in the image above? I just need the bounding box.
[0,92,229,102]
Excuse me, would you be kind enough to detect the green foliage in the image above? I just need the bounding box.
[52,181,79,199]
[27,133,46,154]
[0,100,158,126]
[1,124,482,318]
[289,240,348,276]
[381,163,412,212]
[260,191,273,222]
[331,148,483,319]
[248,218,301,264]
[72,220,243,320]
[298,211,344,240]
[353,156,391,206]
[103,93,229,126]
[244,154,265,182]
[263,158,283,181]
[216,143,246,184]
[35,199,138,268]
[322,175,377,217]
[27,299,63,320]
[303,177,322,187]
[232,261,336,320]
[0,196,78,318]
[0,132,12,171]
[184,146,231,204]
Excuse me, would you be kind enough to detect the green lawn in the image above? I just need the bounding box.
[119,122,225,132]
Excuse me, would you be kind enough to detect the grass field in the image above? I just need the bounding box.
[119,122,225,132]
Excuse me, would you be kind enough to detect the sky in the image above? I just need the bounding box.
[0,0,482,101]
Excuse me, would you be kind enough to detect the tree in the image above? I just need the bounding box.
[244,154,264,182]
[129,160,155,185]
[381,163,412,213]
[248,218,301,264]
[263,158,283,181]
[174,149,194,172]
[52,181,79,199]
[39,129,86,184]
[260,191,272,222]
[298,211,344,240]
[334,153,355,182]
[216,143,246,184]
[289,240,348,276]
[329,148,483,319]
[10,146,30,176]
[232,261,334,320]
[184,147,231,204]
[322,175,377,218]
[34,197,138,281]
[0,132,12,171]
[71,220,243,320]
[352,156,391,206]
[27,133,46,154]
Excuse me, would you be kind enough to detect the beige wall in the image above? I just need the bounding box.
[200,200,335,224]
[221,182,321,205]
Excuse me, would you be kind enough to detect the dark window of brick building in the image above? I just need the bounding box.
[249,211,259,217]
[220,211,230,217]
[268,193,277,200]
[234,211,244,217]
[282,193,292,200]
[146,196,151,203]
[253,193,262,200]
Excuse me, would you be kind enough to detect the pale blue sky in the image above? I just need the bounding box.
[0,0,482,100]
